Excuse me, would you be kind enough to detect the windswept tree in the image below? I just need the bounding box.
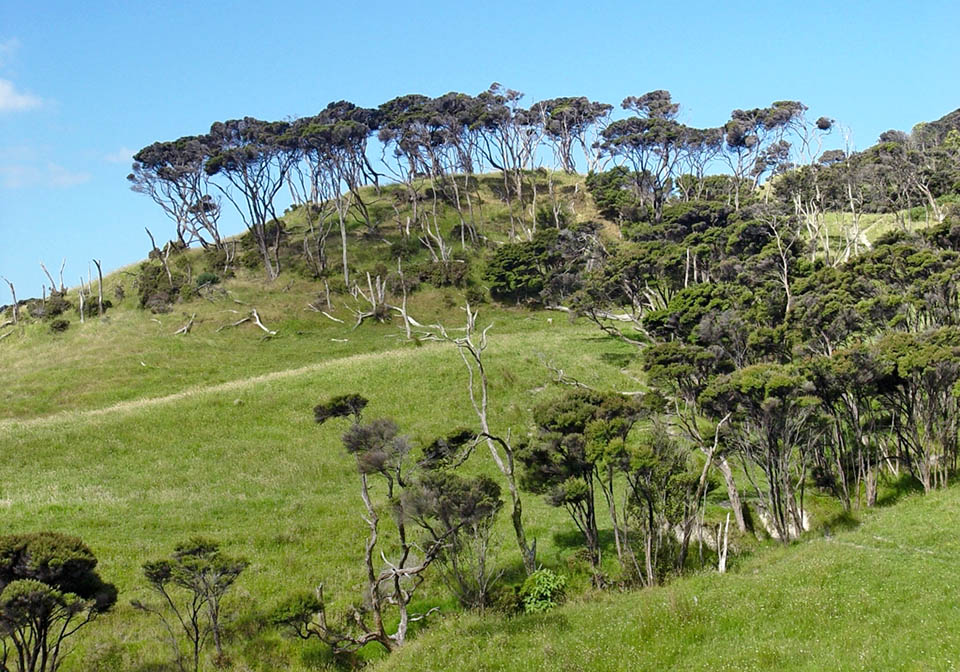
[722,101,806,209]
[873,328,960,493]
[295,102,380,285]
[518,389,643,571]
[473,83,544,239]
[285,399,499,654]
[405,436,504,609]
[204,117,297,280]
[532,96,613,173]
[129,136,223,250]
[701,363,826,542]
[378,94,457,260]
[133,539,247,672]
[601,90,696,224]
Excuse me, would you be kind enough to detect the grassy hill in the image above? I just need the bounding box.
[377,484,960,672]
[1,171,957,670]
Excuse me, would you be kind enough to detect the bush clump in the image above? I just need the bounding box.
[519,569,566,614]
[196,271,220,287]
[49,318,70,333]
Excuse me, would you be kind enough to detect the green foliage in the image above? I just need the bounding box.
[519,569,566,614]
[585,167,646,223]
[136,261,183,313]
[135,538,247,672]
[195,271,220,287]
[313,393,369,425]
[417,259,471,288]
[49,318,70,333]
[0,533,116,672]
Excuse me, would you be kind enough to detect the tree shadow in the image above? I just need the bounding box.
[551,527,617,554]
[599,351,636,368]
[876,473,924,507]
[819,508,861,535]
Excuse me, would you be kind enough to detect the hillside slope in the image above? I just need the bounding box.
[378,486,960,672]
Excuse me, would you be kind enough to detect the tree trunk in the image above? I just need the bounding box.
[717,456,747,533]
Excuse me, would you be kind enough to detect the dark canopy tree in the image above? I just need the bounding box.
[0,532,116,672]
[722,101,806,209]
[601,90,701,224]
[532,96,613,173]
[129,136,223,250]
[205,117,297,280]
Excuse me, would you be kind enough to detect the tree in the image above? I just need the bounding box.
[420,308,538,575]
[133,539,246,672]
[289,406,480,654]
[404,466,503,609]
[129,136,223,250]
[205,117,297,280]
[0,532,116,672]
[701,363,825,542]
[518,389,642,571]
[620,419,702,586]
[532,96,612,173]
[295,102,380,285]
[473,83,543,239]
[601,90,691,224]
[872,329,960,492]
[722,101,806,209]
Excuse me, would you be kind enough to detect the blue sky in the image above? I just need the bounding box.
[1,0,958,297]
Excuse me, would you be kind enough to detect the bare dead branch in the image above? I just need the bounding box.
[173,313,197,335]
[39,261,58,293]
[1,276,18,324]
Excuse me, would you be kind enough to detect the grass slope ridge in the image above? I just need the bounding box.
[378,487,960,672]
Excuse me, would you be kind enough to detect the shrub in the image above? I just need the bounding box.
[418,260,470,288]
[196,271,220,287]
[464,286,487,305]
[392,236,422,260]
[50,318,70,333]
[519,569,566,614]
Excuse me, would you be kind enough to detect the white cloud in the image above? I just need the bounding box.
[104,147,135,164]
[0,78,41,112]
[0,162,91,189]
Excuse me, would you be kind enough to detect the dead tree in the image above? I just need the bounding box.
[1,276,17,324]
[145,227,174,286]
[78,277,85,324]
[40,261,61,294]
[216,309,276,337]
[420,306,537,574]
[92,258,104,317]
[174,313,197,335]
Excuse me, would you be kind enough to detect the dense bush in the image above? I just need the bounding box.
[519,569,566,614]
[196,271,220,287]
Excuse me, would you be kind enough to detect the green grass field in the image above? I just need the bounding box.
[0,277,646,670]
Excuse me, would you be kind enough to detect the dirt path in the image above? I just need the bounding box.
[0,342,444,433]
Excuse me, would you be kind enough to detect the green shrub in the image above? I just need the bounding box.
[418,260,470,288]
[464,286,487,305]
[196,271,220,287]
[49,318,70,333]
[392,236,423,261]
[519,569,566,614]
